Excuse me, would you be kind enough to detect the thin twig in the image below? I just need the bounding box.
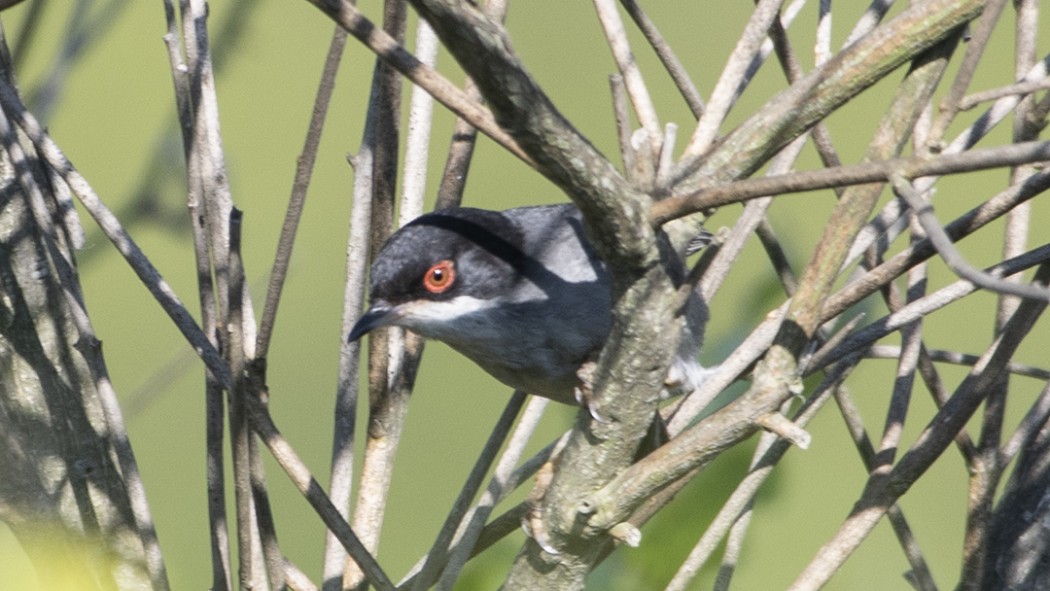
[671,0,984,202]
[411,391,527,591]
[618,0,704,118]
[434,0,510,209]
[841,0,895,48]
[324,149,375,590]
[0,66,232,386]
[435,396,550,590]
[819,244,1050,369]
[178,1,259,586]
[826,167,1050,324]
[246,397,396,591]
[236,226,284,591]
[653,139,1050,224]
[925,0,1010,147]
[864,345,1050,381]
[828,387,939,591]
[798,314,866,376]
[815,0,832,66]
[663,356,862,591]
[399,423,568,591]
[700,133,808,303]
[257,26,348,358]
[347,4,410,587]
[400,20,439,227]
[876,230,927,468]
[734,0,807,106]
[250,431,285,591]
[891,175,1050,302]
[160,2,232,586]
[227,209,268,590]
[593,0,661,157]
[303,0,532,165]
[960,78,1050,111]
[864,278,980,467]
[610,74,640,187]
[681,0,787,161]
[788,263,1050,591]
[655,123,677,186]
[999,379,1050,466]
[285,559,320,591]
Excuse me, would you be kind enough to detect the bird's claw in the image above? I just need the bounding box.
[522,458,559,554]
[522,505,560,555]
[574,362,610,423]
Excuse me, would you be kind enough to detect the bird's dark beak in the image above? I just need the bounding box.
[347,302,398,342]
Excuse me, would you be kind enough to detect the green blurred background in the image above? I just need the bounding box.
[1,1,1046,589]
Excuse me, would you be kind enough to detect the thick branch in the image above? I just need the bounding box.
[406,0,655,268]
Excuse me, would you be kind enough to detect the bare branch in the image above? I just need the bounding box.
[246,398,396,591]
[824,166,1050,323]
[672,0,984,198]
[227,210,270,590]
[865,345,1050,381]
[680,0,786,161]
[842,0,895,47]
[818,244,1050,369]
[257,26,348,358]
[346,3,411,587]
[925,0,1010,146]
[0,60,232,386]
[411,391,526,591]
[325,147,373,591]
[435,396,551,591]
[618,0,704,118]
[610,74,640,186]
[891,174,1050,302]
[663,356,862,591]
[653,139,1050,224]
[593,0,662,156]
[788,263,1050,591]
[435,0,510,209]
[960,78,1050,111]
[303,0,531,165]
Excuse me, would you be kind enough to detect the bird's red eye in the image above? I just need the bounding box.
[423,260,456,294]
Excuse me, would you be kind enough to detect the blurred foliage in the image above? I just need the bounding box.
[1,523,129,591]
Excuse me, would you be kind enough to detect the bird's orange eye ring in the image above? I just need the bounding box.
[423,260,456,294]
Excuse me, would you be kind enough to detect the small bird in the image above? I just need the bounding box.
[347,203,709,407]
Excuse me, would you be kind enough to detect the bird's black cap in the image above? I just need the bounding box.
[346,207,533,343]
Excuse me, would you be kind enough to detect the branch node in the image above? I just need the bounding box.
[630,128,656,189]
[609,522,642,547]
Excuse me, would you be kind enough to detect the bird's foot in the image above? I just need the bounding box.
[574,361,610,423]
[521,458,559,554]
